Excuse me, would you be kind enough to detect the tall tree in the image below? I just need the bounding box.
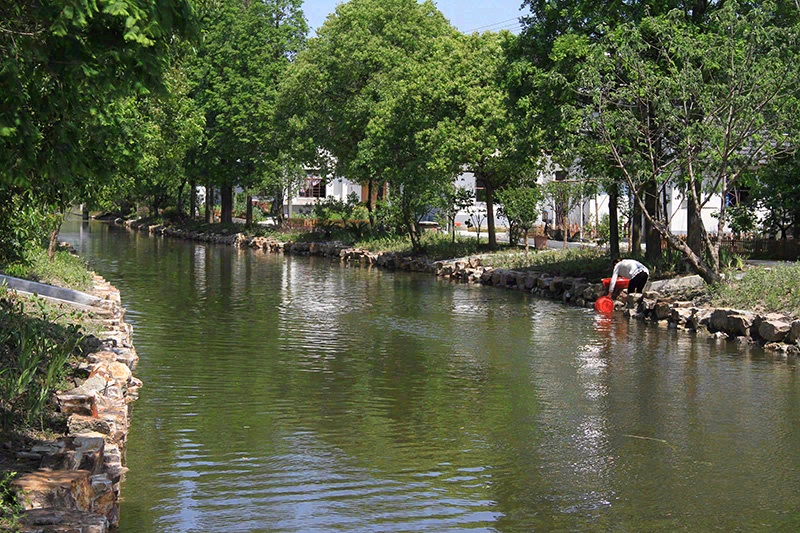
[513,0,729,256]
[448,31,537,250]
[191,0,307,224]
[0,0,195,259]
[574,3,800,283]
[277,0,456,227]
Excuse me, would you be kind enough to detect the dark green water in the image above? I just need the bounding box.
[61,220,800,532]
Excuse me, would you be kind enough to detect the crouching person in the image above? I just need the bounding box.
[608,258,649,299]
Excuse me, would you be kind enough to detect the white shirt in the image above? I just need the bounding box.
[609,259,649,294]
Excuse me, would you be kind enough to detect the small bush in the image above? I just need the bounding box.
[0,470,22,531]
[0,295,82,431]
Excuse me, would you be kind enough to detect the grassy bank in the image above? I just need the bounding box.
[2,246,93,292]
[710,264,800,317]
[0,245,99,529]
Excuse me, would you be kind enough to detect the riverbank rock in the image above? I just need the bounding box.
[12,276,137,532]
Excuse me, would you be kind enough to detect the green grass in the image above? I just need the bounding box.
[0,294,81,431]
[479,248,610,279]
[0,470,22,532]
[1,247,93,292]
[354,232,486,259]
[710,264,800,317]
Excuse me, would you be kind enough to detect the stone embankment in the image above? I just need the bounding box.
[11,275,139,533]
[128,220,800,355]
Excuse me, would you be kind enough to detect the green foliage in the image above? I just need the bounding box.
[437,186,475,243]
[277,0,461,249]
[0,470,22,532]
[481,247,609,278]
[1,0,195,198]
[750,153,800,239]
[497,186,544,250]
[0,195,56,265]
[718,204,760,236]
[711,265,800,316]
[594,213,613,246]
[571,2,800,280]
[278,0,455,182]
[312,193,369,239]
[445,31,538,248]
[191,0,307,223]
[0,295,82,430]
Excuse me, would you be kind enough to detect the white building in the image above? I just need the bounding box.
[284,168,363,218]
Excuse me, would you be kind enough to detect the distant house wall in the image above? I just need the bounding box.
[284,170,363,218]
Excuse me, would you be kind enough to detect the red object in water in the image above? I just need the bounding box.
[602,277,630,290]
[594,296,614,313]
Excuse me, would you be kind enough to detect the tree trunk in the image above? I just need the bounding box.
[190,179,197,219]
[609,183,620,259]
[220,184,233,225]
[271,187,285,226]
[205,183,213,223]
[366,179,376,227]
[81,205,90,221]
[47,227,59,261]
[176,181,185,215]
[645,179,662,263]
[245,190,253,226]
[632,189,642,255]
[524,227,530,254]
[632,187,721,284]
[485,178,497,250]
[686,184,704,257]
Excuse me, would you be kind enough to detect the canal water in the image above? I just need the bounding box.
[61,220,800,532]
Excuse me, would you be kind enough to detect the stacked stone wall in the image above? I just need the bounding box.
[12,275,139,532]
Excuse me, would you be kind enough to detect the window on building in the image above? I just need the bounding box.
[299,177,326,198]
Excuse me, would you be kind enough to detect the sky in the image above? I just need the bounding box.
[301,0,530,35]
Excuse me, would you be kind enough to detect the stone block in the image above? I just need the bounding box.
[524,274,536,291]
[68,415,113,437]
[106,362,132,384]
[653,302,672,321]
[787,320,800,344]
[758,319,791,343]
[709,309,731,332]
[550,277,565,293]
[694,309,713,329]
[672,307,694,326]
[20,508,108,533]
[13,470,94,513]
[57,393,98,417]
[727,313,755,337]
[491,269,504,286]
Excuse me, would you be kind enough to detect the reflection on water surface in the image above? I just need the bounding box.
[61,220,800,532]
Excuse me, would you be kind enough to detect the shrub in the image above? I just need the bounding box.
[0,295,82,430]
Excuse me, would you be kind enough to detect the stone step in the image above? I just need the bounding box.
[20,508,108,533]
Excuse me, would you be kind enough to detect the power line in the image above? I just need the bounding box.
[464,17,523,34]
